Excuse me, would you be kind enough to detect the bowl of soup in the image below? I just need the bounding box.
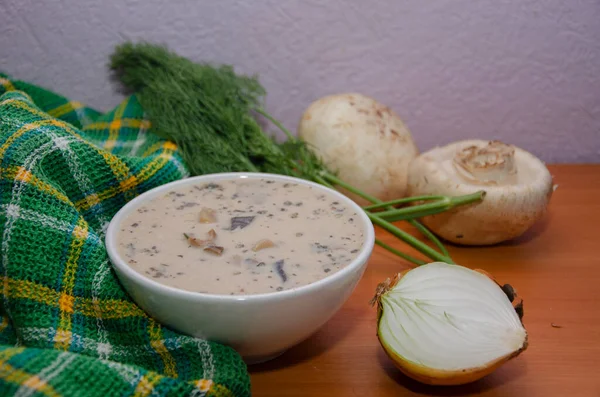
[105,172,375,364]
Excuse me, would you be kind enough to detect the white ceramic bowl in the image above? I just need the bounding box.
[105,172,375,364]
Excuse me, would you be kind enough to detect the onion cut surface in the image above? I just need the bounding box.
[376,262,527,385]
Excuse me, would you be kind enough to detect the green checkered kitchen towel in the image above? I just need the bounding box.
[0,73,251,397]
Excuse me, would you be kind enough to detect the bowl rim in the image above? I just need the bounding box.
[105,172,375,303]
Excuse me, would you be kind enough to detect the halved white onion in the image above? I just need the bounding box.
[374,262,527,385]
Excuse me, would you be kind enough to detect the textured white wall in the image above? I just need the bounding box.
[1,0,599,162]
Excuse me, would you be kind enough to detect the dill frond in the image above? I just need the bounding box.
[109,41,322,178]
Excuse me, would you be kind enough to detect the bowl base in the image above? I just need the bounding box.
[244,350,287,365]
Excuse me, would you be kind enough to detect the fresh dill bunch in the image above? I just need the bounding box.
[109,41,321,178]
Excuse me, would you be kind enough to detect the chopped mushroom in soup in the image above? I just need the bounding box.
[117,177,364,295]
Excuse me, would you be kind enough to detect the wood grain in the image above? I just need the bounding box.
[249,165,600,396]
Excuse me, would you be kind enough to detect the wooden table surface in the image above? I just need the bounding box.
[249,164,600,396]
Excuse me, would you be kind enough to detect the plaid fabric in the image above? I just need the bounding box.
[0,74,250,397]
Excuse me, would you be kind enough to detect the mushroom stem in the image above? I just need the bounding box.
[454,141,517,185]
[375,191,485,222]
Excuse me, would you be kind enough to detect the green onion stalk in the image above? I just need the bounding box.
[110,41,484,266]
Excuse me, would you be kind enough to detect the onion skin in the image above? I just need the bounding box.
[374,268,528,386]
[298,93,419,205]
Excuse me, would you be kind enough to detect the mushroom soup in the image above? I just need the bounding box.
[117,177,365,295]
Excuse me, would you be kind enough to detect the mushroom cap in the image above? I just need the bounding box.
[298,93,419,204]
[407,140,554,245]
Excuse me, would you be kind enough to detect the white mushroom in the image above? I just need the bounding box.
[298,93,419,204]
[407,140,554,245]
